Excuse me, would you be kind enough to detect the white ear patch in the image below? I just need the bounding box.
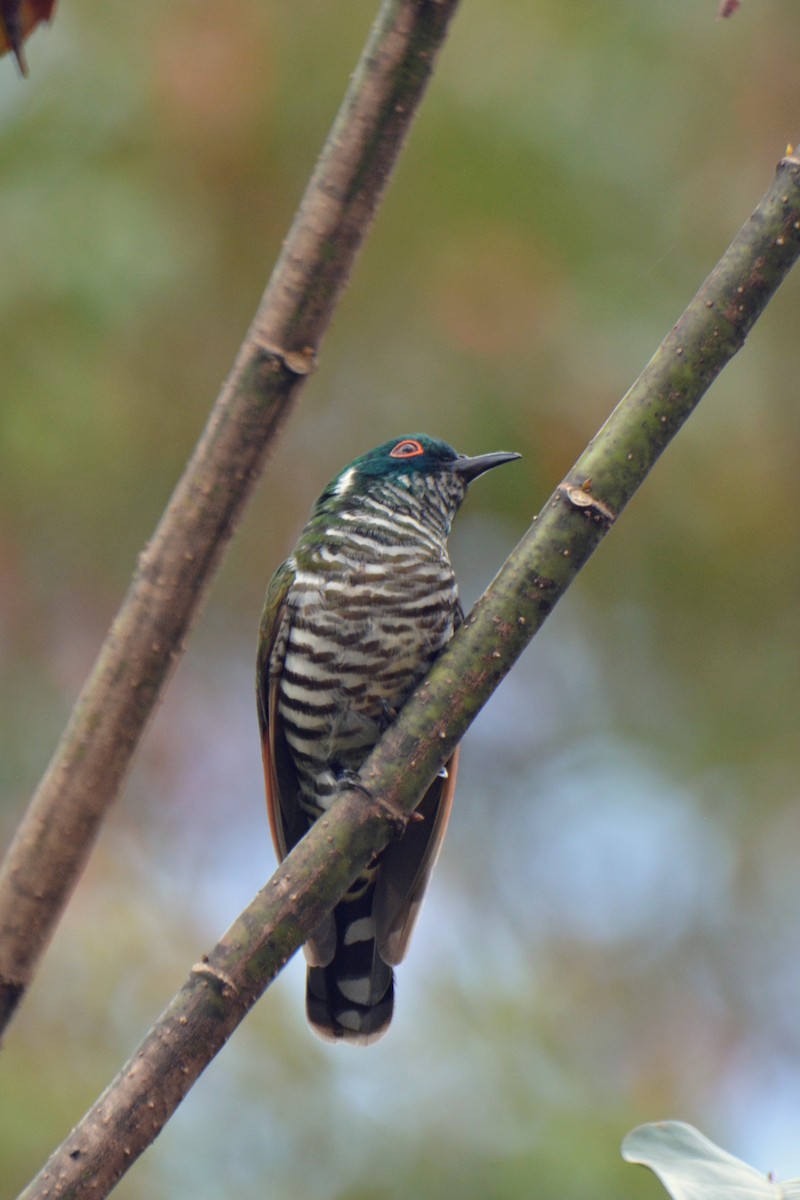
[333,466,357,497]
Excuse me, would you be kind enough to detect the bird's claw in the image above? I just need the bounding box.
[334,767,420,834]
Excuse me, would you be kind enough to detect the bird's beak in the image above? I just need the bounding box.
[449,450,521,483]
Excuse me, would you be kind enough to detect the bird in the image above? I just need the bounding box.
[256,434,520,1044]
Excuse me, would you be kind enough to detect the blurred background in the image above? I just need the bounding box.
[2,0,800,1196]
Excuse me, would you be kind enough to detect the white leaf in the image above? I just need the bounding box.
[622,1121,800,1200]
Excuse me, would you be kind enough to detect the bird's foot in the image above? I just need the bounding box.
[332,764,371,796]
[332,766,419,835]
[377,700,398,733]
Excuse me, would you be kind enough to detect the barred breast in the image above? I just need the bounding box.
[277,534,459,817]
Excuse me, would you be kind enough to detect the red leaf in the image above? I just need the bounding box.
[0,0,57,75]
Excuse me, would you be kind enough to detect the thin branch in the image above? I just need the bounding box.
[18,150,800,1200]
[0,0,462,1036]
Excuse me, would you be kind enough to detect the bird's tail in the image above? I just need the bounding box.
[306,886,393,1045]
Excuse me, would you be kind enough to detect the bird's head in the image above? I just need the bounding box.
[319,435,520,510]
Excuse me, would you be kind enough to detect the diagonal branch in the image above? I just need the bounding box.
[0,0,463,1037]
[18,149,800,1200]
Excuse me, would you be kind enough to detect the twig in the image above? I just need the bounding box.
[18,148,800,1200]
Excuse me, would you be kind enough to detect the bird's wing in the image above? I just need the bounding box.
[256,561,306,860]
[256,561,336,967]
[374,603,463,965]
[373,748,459,966]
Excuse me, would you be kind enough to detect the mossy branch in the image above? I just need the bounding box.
[17,150,800,1200]
[0,0,462,1037]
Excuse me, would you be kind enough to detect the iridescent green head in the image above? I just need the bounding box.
[318,434,520,507]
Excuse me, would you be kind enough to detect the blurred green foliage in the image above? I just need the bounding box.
[2,0,800,1197]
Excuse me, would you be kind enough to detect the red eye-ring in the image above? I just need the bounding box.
[389,439,424,459]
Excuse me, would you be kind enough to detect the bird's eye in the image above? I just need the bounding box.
[389,439,424,459]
